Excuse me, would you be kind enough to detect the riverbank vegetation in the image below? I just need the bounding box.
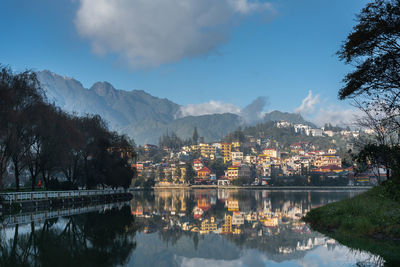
[303,182,400,239]
[0,66,136,191]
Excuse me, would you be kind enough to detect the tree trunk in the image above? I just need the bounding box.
[31,174,36,191]
[14,161,20,191]
[0,170,3,191]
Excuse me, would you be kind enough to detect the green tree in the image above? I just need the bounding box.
[174,166,182,183]
[209,158,226,178]
[337,0,400,183]
[185,162,195,184]
[192,127,199,145]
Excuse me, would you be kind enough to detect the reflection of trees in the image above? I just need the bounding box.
[0,206,137,267]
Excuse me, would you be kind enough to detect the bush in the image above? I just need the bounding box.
[47,179,77,191]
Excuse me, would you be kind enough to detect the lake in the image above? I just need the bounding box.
[0,189,388,266]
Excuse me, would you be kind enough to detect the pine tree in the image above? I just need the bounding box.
[192,127,199,145]
[185,162,195,184]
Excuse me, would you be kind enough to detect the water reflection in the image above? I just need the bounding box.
[129,189,383,266]
[0,205,136,267]
[0,189,390,266]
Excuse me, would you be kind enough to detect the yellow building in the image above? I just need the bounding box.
[225,166,239,180]
[221,214,233,234]
[232,141,241,149]
[199,143,217,158]
[221,143,232,163]
[264,217,279,227]
[227,199,239,211]
[262,148,279,158]
[233,228,242,235]
[314,155,342,167]
[200,217,217,234]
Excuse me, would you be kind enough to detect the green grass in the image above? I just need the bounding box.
[303,184,400,239]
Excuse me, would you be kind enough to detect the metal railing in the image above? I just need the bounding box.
[1,201,130,227]
[0,189,127,203]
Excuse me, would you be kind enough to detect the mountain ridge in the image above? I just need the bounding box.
[37,70,313,144]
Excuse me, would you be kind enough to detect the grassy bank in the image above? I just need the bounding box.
[303,183,400,239]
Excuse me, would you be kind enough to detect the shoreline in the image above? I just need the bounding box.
[151,185,372,190]
[302,185,400,241]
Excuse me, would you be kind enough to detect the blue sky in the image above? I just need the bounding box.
[0,0,369,125]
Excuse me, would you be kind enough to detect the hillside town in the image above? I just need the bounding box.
[133,121,383,187]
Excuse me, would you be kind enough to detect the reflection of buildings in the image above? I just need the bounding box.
[263,217,278,227]
[200,217,217,234]
[221,214,232,234]
[232,212,244,226]
[227,199,239,211]
[130,190,358,257]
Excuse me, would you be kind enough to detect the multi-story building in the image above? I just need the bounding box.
[225,166,239,180]
[231,151,244,162]
[313,155,342,167]
[221,143,232,163]
[262,148,280,158]
[199,143,216,159]
[309,129,323,136]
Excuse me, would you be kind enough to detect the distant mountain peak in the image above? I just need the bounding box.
[90,81,117,97]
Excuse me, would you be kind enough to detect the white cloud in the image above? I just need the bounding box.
[311,107,362,127]
[228,0,273,14]
[294,90,362,127]
[294,90,320,114]
[179,100,241,117]
[74,0,274,68]
[240,96,268,124]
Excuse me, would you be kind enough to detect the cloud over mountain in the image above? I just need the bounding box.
[294,90,320,114]
[240,96,268,124]
[179,96,268,124]
[312,107,362,127]
[293,90,360,127]
[179,100,241,117]
[74,0,274,68]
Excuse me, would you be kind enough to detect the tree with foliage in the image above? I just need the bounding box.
[192,127,199,145]
[338,0,400,183]
[0,65,137,191]
[184,162,195,184]
[174,166,182,183]
[0,67,44,190]
[209,158,227,178]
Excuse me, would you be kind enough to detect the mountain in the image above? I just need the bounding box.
[263,110,316,127]
[38,70,180,128]
[37,70,314,144]
[38,70,182,144]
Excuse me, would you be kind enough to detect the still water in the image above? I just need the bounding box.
[0,189,388,266]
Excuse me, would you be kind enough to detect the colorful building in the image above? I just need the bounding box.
[221,143,232,163]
